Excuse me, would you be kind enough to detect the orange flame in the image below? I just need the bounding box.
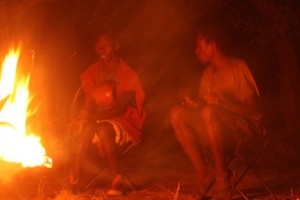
[0,47,52,168]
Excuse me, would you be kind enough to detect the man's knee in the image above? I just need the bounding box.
[96,121,115,140]
[73,121,97,144]
[200,105,218,122]
[81,121,97,133]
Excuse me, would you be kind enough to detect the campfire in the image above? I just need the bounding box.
[0,47,52,168]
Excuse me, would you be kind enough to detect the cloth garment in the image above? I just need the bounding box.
[92,119,132,146]
[80,59,146,142]
[199,58,261,136]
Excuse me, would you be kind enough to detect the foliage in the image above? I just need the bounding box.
[199,0,300,47]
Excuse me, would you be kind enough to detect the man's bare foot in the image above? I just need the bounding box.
[196,168,215,200]
[107,174,123,196]
[213,171,232,200]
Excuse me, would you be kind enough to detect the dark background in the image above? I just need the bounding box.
[0,0,300,179]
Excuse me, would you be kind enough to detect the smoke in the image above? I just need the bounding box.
[0,0,208,186]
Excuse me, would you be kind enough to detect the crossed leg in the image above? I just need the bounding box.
[170,105,210,183]
[201,105,238,198]
[170,104,239,199]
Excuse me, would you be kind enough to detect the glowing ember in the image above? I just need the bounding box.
[0,47,52,168]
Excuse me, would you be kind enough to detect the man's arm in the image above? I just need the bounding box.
[202,93,259,116]
[221,96,260,117]
[85,91,135,121]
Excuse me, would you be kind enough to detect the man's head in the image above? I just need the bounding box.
[95,34,120,63]
[195,33,216,65]
[195,25,231,65]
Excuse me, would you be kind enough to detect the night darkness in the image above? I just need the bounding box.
[0,0,300,199]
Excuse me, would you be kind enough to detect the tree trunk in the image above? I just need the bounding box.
[249,0,300,136]
[274,40,300,136]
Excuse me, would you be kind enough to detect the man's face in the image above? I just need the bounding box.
[195,35,213,65]
[95,36,118,63]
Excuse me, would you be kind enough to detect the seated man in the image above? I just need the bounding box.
[70,33,146,196]
[169,26,261,200]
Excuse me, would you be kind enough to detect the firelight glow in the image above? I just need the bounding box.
[0,47,52,168]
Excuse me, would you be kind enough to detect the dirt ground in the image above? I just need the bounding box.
[0,124,300,200]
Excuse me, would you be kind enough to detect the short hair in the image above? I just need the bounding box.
[197,24,233,55]
[94,31,120,46]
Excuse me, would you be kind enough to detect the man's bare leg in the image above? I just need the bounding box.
[201,105,237,199]
[170,105,211,184]
[96,122,122,192]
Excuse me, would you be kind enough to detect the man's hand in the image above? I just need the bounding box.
[202,93,222,106]
[182,96,198,109]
